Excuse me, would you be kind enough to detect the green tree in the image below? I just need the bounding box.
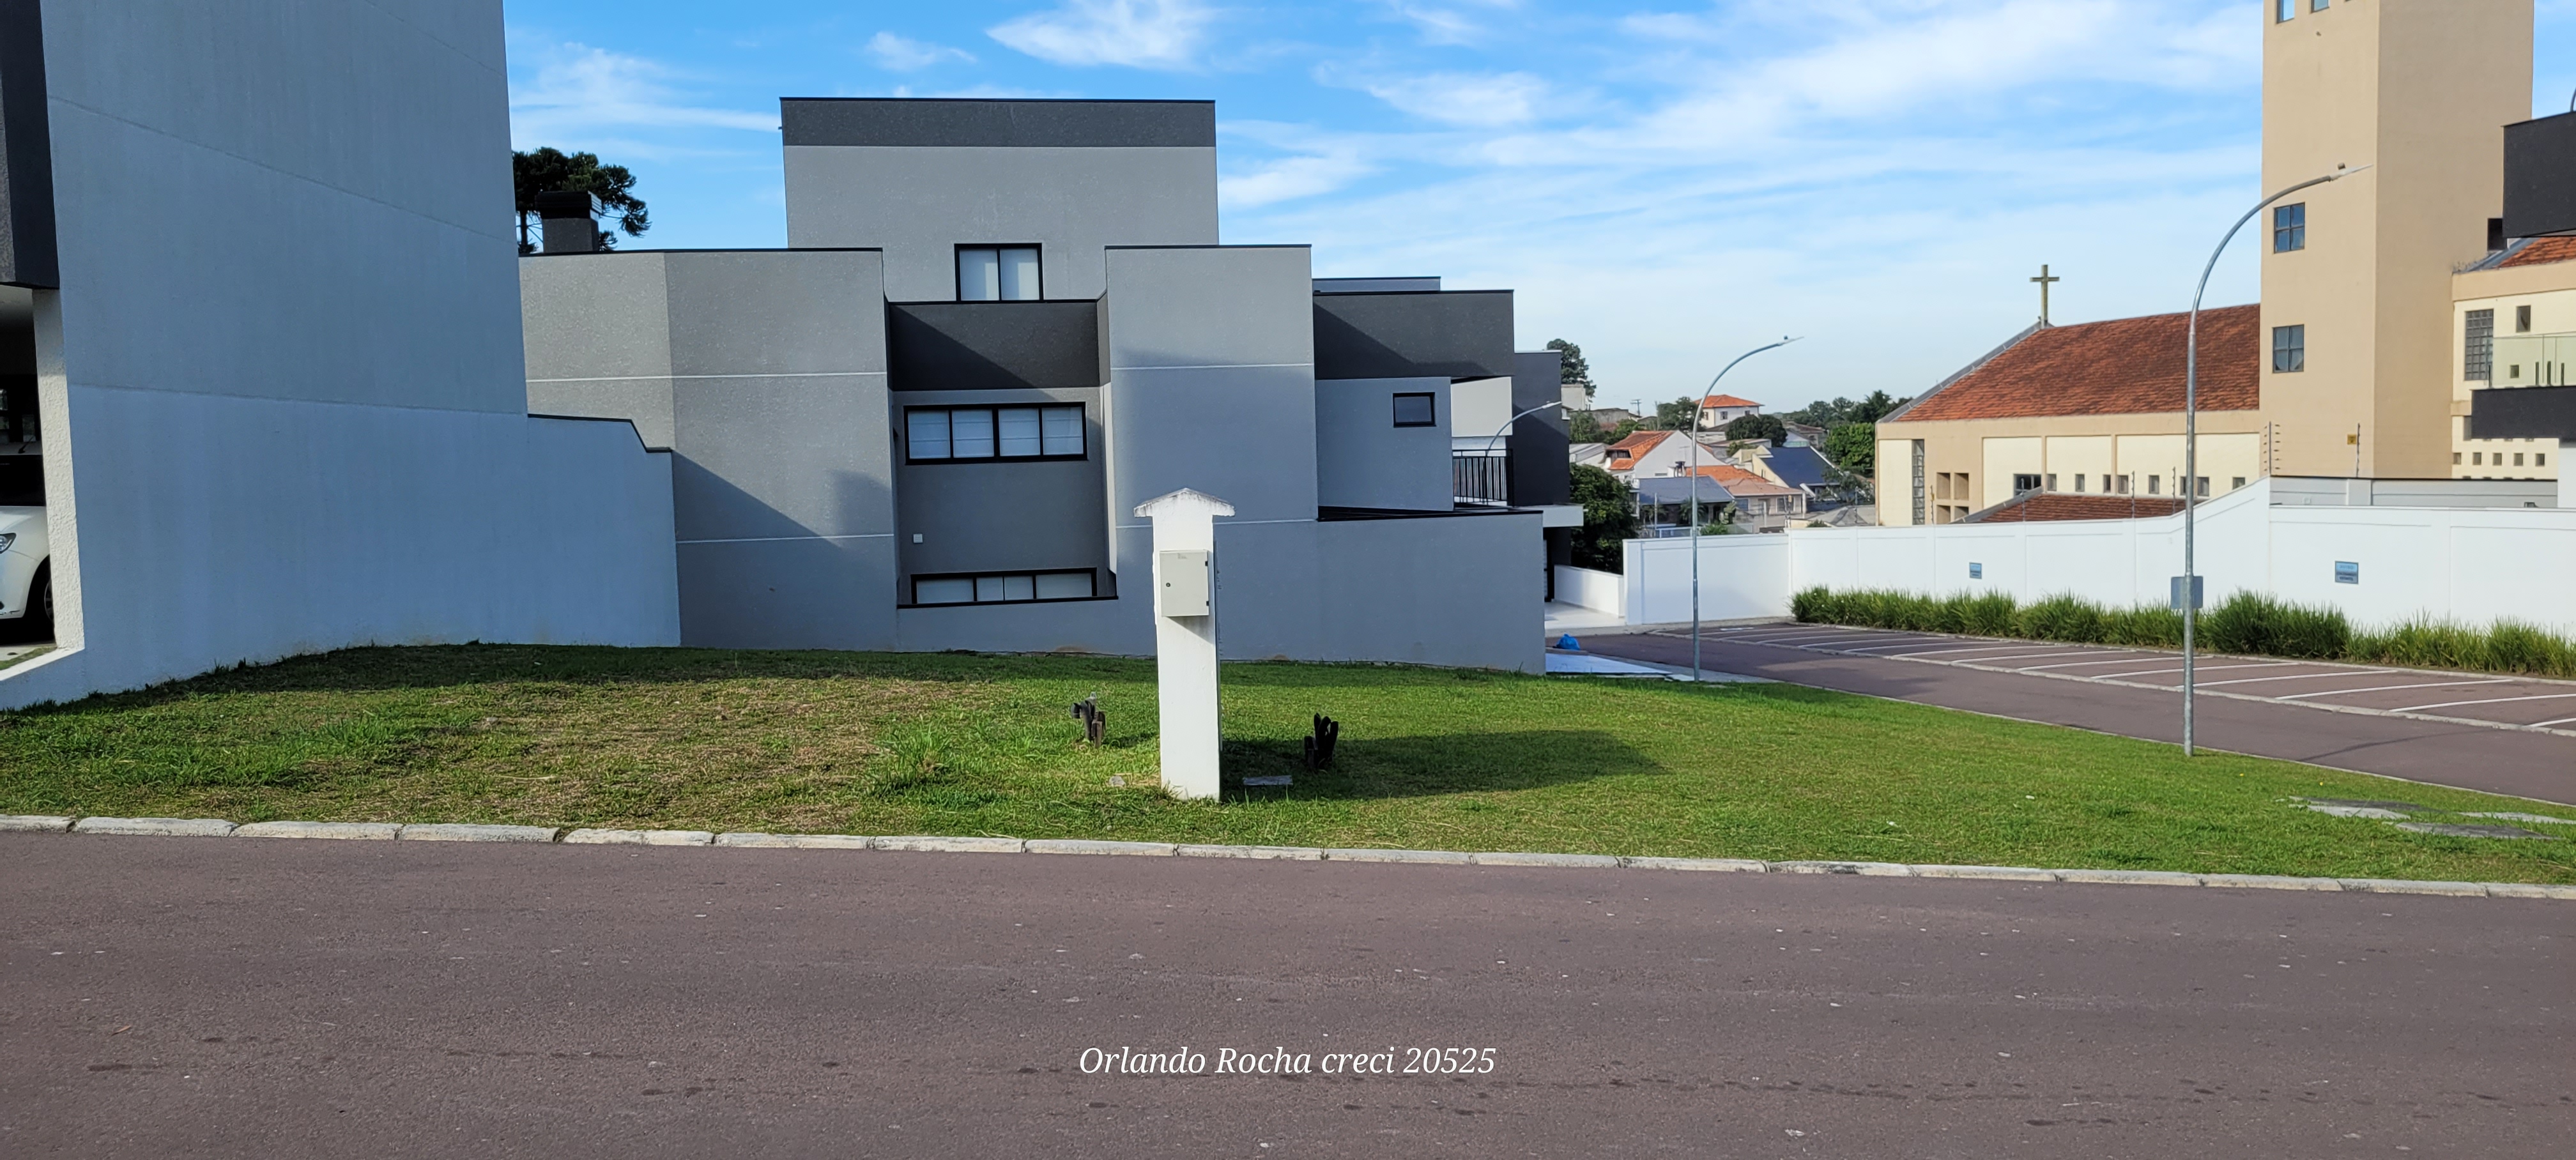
[1545,339,1595,401]
[1848,390,1905,425]
[1569,464,1640,572]
[1726,413,1787,445]
[514,148,650,255]
[1825,422,1877,478]
[1652,396,1700,430]
[1568,409,1603,443]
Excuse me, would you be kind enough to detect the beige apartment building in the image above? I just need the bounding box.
[2451,237,2574,477]
[1878,0,2545,526]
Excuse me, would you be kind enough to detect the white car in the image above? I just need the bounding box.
[0,461,49,636]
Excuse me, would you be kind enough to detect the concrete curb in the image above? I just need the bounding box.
[564,828,716,846]
[399,823,558,843]
[15,816,2574,900]
[234,821,401,841]
[72,816,238,837]
[0,814,73,833]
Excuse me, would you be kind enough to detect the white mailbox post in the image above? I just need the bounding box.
[1133,488,1234,800]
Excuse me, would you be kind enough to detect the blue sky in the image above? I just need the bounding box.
[502,0,2576,415]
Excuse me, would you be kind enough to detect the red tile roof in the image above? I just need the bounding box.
[1699,393,1760,408]
[1894,305,2260,423]
[1690,462,1799,496]
[2500,236,2576,268]
[1968,492,2186,523]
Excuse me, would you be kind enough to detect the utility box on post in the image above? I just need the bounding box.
[1156,550,1211,617]
[1134,489,1235,800]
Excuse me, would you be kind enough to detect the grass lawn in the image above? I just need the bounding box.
[0,645,2569,883]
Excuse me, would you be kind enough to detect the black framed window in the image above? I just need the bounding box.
[2516,304,2533,333]
[957,245,1041,301]
[2013,473,2041,493]
[1392,392,1437,427]
[905,404,1085,462]
[2272,324,2306,373]
[2465,308,2494,381]
[2273,204,2305,252]
[912,570,1097,606]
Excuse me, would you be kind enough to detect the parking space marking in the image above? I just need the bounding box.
[2276,678,2516,702]
[2193,669,2400,688]
[2091,662,2303,680]
[1883,644,2074,659]
[2391,692,2576,714]
[2533,716,2576,728]
[2010,655,2160,672]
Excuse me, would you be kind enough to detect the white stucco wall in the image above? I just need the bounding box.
[1615,480,2576,636]
[2,0,679,709]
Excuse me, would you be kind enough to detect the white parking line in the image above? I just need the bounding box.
[1954,651,2129,666]
[2011,655,2163,672]
[2274,678,2515,702]
[2084,662,2303,681]
[2193,669,2400,688]
[1750,634,1901,647]
[1834,640,1986,653]
[2390,692,2576,714]
[1882,644,2067,659]
[2533,716,2576,728]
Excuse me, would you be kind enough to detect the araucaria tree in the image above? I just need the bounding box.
[512,148,651,255]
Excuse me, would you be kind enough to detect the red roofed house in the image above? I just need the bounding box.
[1693,393,1761,431]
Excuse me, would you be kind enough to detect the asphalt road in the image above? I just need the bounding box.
[5,837,2570,1158]
[1580,629,2576,806]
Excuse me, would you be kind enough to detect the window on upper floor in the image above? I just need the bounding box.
[2311,0,2328,11]
[958,246,1041,301]
[906,404,1085,462]
[2276,0,2297,21]
[2273,324,2306,373]
[912,569,1098,606]
[2014,473,2041,494]
[2516,305,2533,333]
[2465,309,2494,381]
[1393,392,1438,427]
[2273,204,2306,253]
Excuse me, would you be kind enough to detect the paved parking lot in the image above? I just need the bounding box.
[1700,625,2576,734]
[1580,626,2576,804]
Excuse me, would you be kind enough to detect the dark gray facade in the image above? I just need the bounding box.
[523,98,1561,671]
[2503,112,2576,241]
[0,0,59,289]
[2468,385,2576,441]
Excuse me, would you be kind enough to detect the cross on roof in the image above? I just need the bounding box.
[2031,264,2061,326]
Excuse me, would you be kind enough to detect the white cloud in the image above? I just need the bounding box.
[988,0,1215,70]
[1353,72,1550,128]
[1221,151,1374,208]
[1377,0,1519,47]
[866,31,976,72]
[509,42,777,147]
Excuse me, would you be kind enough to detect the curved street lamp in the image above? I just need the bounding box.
[2180,164,2368,756]
[1683,337,1800,681]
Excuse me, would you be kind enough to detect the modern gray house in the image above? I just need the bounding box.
[521,98,1574,671]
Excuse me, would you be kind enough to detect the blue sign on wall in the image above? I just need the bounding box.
[1968,562,1984,580]
[2334,561,2360,585]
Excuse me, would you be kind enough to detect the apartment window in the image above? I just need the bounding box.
[2453,452,2463,465]
[2014,473,2041,494]
[2514,453,2526,467]
[2472,452,2483,466]
[2276,0,2296,20]
[2196,477,2211,498]
[2273,204,2306,253]
[2074,473,2088,493]
[2231,477,2247,490]
[912,569,1098,606]
[2511,364,2523,380]
[2147,475,2161,495]
[2540,454,2550,467]
[2311,0,2327,10]
[906,404,1085,461]
[2272,324,2306,373]
[2115,474,2132,494]
[2044,473,2058,492]
[2517,305,2533,333]
[957,246,1041,301]
[1392,392,1438,427]
[2465,309,2494,381]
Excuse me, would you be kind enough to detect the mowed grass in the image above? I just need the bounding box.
[0,645,2570,883]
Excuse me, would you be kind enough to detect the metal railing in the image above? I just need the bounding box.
[1453,453,1510,507]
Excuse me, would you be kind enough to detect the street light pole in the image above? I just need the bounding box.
[2181,164,2367,756]
[1685,337,1799,682]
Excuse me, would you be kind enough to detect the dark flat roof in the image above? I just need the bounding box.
[781,98,1215,148]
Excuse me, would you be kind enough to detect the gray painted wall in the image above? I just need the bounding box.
[521,247,897,650]
[4,0,680,709]
[1314,376,1452,510]
[785,146,1216,302]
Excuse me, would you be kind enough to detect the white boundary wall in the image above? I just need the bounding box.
[1552,565,1625,618]
[1618,481,2576,635]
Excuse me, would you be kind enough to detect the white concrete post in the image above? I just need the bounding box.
[1134,489,1235,800]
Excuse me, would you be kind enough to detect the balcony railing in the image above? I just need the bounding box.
[1453,452,1510,507]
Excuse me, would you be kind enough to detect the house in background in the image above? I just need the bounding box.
[1694,393,1762,431]
[1689,464,1805,533]
[1601,429,1722,480]
[521,98,1576,669]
